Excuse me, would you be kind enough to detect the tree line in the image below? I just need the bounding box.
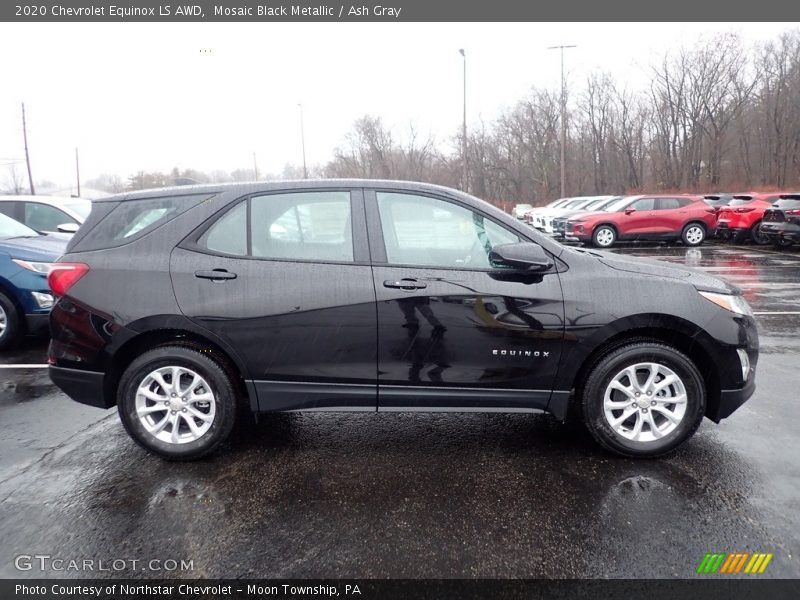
[13,29,796,209]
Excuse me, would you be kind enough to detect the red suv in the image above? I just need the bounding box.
[565,195,717,248]
[715,193,783,244]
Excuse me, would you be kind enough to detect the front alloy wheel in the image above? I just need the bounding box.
[593,226,616,248]
[581,341,705,457]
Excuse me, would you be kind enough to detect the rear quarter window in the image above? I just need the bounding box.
[71,193,213,251]
[774,198,800,210]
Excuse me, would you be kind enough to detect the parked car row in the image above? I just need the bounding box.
[519,191,800,249]
[0,196,91,350]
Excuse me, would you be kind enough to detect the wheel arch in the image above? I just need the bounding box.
[105,317,256,413]
[557,314,721,421]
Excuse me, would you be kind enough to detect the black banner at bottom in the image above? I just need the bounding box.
[2,579,799,600]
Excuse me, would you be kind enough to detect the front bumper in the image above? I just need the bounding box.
[49,365,112,409]
[712,377,756,422]
[25,312,50,335]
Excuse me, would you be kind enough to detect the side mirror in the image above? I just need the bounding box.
[57,223,80,234]
[624,208,636,215]
[489,243,554,272]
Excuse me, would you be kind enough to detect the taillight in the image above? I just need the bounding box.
[786,209,800,216]
[47,263,89,296]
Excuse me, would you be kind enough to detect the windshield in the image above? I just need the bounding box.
[604,196,636,212]
[0,212,39,239]
[583,196,617,210]
[596,196,622,210]
[563,198,590,209]
[66,202,92,220]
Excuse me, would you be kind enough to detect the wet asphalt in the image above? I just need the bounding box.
[0,242,798,579]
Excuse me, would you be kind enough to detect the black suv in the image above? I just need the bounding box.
[761,194,800,248]
[47,181,758,459]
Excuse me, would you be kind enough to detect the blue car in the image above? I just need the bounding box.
[0,212,69,350]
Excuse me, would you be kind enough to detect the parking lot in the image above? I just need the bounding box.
[0,241,798,579]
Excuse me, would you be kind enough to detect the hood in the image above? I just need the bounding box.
[0,234,68,262]
[589,250,736,294]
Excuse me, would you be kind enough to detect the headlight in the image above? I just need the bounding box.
[11,259,52,274]
[698,291,754,317]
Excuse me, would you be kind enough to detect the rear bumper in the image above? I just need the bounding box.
[760,222,800,242]
[715,224,748,240]
[49,365,112,409]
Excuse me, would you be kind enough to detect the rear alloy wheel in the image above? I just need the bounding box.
[750,221,770,245]
[0,292,23,352]
[581,342,705,457]
[681,223,706,246]
[118,346,237,460]
[593,225,617,248]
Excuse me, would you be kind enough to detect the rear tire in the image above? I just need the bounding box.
[592,225,617,248]
[581,341,705,458]
[681,223,706,246]
[0,292,23,352]
[750,221,770,245]
[117,345,237,460]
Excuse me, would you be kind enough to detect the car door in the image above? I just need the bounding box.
[170,188,378,412]
[653,197,685,235]
[619,197,657,238]
[365,189,565,411]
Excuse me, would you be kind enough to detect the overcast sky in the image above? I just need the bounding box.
[0,22,795,191]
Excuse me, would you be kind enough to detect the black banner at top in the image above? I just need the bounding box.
[2,0,800,22]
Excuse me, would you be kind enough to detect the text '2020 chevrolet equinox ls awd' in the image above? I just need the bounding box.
[47,181,758,460]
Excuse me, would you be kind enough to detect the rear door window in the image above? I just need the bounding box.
[198,191,354,263]
[655,198,681,210]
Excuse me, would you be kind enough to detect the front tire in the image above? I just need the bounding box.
[681,223,706,246]
[117,346,237,460]
[581,341,706,458]
[0,292,23,351]
[592,225,617,248]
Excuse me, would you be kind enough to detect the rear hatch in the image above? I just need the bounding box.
[763,194,800,224]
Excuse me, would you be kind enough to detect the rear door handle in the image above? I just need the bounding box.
[383,278,427,290]
[195,269,237,281]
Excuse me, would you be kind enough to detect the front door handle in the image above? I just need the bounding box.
[383,278,427,290]
[195,269,237,281]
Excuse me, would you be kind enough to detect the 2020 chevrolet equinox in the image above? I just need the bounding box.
[47,181,758,459]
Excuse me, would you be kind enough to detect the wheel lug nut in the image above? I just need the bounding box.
[641,408,648,413]
[171,410,176,415]
[647,391,652,396]
[171,393,176,397]
[164,401,169,406]
[651,400,656,406]
[182,408,187,413]
[635,392,640,397]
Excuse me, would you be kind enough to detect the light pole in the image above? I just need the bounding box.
[75,147,81,197]
[298,103,308,179]
[547,44,576,198]
[459,48,467,192]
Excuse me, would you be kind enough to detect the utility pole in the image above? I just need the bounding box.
[253,152,259,180]
[459,48,467,192]
[298,103,308,179]
[547,45,576,198]
[21,103,35,195]
[75,148,81,197]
